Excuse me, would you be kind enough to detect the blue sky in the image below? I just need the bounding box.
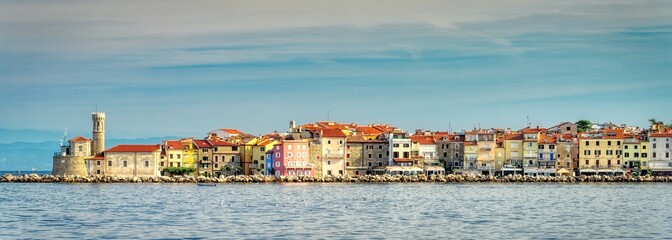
[0,0,670,139]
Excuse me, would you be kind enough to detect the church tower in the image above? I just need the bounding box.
[91,112,106,155]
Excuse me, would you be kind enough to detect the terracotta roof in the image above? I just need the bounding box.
[521,127,545,134]
[538,134,557,144]
[256,139,276,146]
[69,136,91,142]
[208,139,238,147]
[193,140,212,148]
[504,133,523,141]
[106,144,161,153]
[464,141,478,146]
[603,129,624,139]
[219,128,245,135]
[321,128,347,138]
[650,132,672,138]
[164,140,182,150]
[355,126,384,135]
[410,135,435,145]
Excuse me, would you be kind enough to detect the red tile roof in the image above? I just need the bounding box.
[164,140,182,150]
[256,139,276,146]
[538,134,557,144]
[219,128,245,135]
[208,139,238,147]
[504,133,523,141]
[193,140,212,148]
[106,145,161,153]
[355,126,384,135]
[410,135,435,145]
[69,136,91,142]
[521,127,545,134]
[321,128,347,138]
[649,132,672,138]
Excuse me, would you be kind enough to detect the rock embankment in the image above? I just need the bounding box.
[1,173,672,183]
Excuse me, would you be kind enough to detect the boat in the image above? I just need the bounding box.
[197,183,217,187]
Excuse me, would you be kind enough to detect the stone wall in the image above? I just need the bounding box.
[105,151,160,177]
[52,156,88,176]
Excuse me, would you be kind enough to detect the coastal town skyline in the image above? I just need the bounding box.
[1,1,671,138]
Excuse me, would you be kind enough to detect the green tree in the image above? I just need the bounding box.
[575,120,592,133]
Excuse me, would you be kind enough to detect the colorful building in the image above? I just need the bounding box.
[502,133,523,175]
[317,128,348,176]
[272,140,312,176]
[209,139,241,176]
[578,129,625,175]
[251,137,279,175]
[193,139,213,176]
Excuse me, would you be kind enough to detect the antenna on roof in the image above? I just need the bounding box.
[327,111,330,120]
[449,122,452,133]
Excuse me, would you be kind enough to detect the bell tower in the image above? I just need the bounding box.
[92,112,106,155]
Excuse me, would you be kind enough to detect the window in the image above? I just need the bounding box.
[215,156,219,162]
[584,150,590,155]
[346,162,350,167]
[596,141,600,146]
[585,141,589,146]
[653,143,657,149]
[403,152,409,158]
[170,154,174,159]
[78,146,83,152]
[327,140,331,144]
[339,140,343,145]
[96,161,101,166]
[275,161,280,167]
[549,145,555,150]
[276,153,280,158]
[625,153,630,158]
[261,147,265,151]
[145,161,149,167]
[378,154,382,158]
[261,156,265,161]
[177,163,181,167]
[288,145,292,150]
[607,160,611,166]
[667,152,670,158]
[403,144,409,148]
[608,141,612,146]
[378,145,383,149]
[642,153,648,158]
[327,161,331,165]
[123,161,127,167]
[203,148,208,152]
[177,154,181,159]
[566,126,571,131]
[585,160,589,165]
[297,170,303,176]
[214,147,218,152]
[305,170,311,175]
[368,154,372,159]
[339,170,343,175]
[653,153,657,158]
[634,153,639,158]
[287,152,292,158]
[596,160,600,166]
[96,169,100,174]
[539,145,544,149]
[393,144,399,148]
[617,141,621,146]
[232,146,238,151]
[215,164,218,168]
[231,156,236,162]
[393,152,399,158]
[368,162,372,167]
[327,170,332,175]
[347,145,351,149]
[161,162,165,167]
[378,162,383,166]
[511,143,518,148]
[346,154,350,158]
[289,170,294,176]
[170,162,174,167]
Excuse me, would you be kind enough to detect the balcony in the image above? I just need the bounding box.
[199,160,212,164]
[477,166,491,170]
[524,154,537,158]
[480,147,492,151]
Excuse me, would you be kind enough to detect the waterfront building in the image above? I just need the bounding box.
[526,134,557,176]
[163,140,184,168]
[99,144,162,177]
[54,112,106,176]
[179,138,198,168]
[265,150,273,175]
[193,139,214,176]
[383,130,423,175]
[346,135,389,175]
[251,137,279,175]
[521,127,544,175]
[623,135,648,175]
[502,133,523,175]
[272,140,312,176]
[462,129,496,175]
[317,128,347,176]
[578,129,625,175]
[556,134,578,176]
[437,133,465,172]
[648,132,672,176]
[209,139,241,176]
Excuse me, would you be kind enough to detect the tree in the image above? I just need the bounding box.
[575,120,592,133]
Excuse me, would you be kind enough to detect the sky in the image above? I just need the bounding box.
[0,0,670,139]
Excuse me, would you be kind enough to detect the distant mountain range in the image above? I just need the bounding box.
[0,135,182,171]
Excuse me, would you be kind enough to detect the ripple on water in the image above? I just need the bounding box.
[0,183,670,239]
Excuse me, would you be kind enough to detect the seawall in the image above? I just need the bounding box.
[1,174,672,184]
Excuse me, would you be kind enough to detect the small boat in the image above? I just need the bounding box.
[197,183,217,187]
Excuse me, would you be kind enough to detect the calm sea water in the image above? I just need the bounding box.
[0,183,670,239]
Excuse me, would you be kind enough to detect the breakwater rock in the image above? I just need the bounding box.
[1,173,672,184]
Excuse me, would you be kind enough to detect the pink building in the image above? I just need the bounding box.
[273,140,313,176]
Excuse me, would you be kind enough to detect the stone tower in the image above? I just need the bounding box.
[92,112,106,155]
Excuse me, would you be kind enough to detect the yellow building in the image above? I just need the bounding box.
[251,137,279,175]
[502,133,523,175]
[179,138,198,168]
[623,135,649,175]
[163,140,184,168]
[578,129,625,175]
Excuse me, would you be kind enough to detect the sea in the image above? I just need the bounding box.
[0,182,670,239]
